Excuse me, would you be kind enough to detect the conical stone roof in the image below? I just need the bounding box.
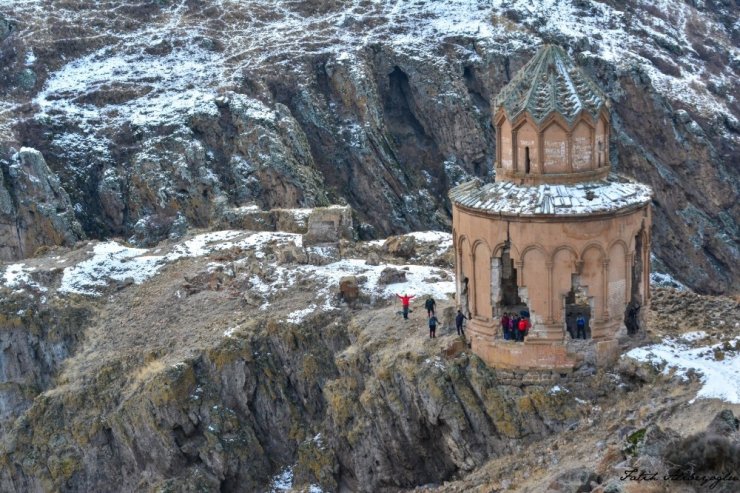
[495,45,607,126]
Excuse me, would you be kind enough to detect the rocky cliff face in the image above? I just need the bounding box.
[0,224,738,492]
[0,230,597,492]
[0,0,737,293]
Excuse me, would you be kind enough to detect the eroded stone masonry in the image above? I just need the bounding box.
[451,45,653,371]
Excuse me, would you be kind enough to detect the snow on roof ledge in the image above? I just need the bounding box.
[450,174,652,217]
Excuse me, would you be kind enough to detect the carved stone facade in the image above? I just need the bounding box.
[450,45,652,370]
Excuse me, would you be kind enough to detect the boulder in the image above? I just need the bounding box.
[278,244,308,264]
[383,235,416,259]
[545,467,599,492]
[378,267,407,285]
[365,251,380,266]
[306,245,340,266]
[339,276,359,303]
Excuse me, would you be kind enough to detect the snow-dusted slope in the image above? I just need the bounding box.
[0,0,737,293]
[3,0,734,128]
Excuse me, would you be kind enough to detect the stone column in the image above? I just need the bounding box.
[470,248,477,316]
[546,260,554,324]
[516,260,524,285]
[566,131,573,173]
[644,232,651,302]
[625,252,633,301]
[453,228,460,304]
[601,258,610,321]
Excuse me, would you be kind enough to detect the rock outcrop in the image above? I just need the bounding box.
[0,148,83,258]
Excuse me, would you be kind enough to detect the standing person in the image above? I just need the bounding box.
[511,314,520,341]
[396,293,414,320]
[517,316,530,342]
[428,315,438,338]
[576,314,586,339]
[425,296,436,317]
[508,315,516,339]
[455,309,467,336]
[501,312,511,340]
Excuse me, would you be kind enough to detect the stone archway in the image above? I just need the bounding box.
[565,277,592,339]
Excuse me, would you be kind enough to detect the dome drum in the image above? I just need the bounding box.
[495,108,611,185]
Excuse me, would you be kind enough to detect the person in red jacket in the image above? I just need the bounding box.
[517,317,530,342]
[397,293,414,319]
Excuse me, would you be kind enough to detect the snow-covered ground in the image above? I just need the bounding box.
[1,230,456,324]
[54,230,306,296]
[273,258,455,323]
[625,332,740,404]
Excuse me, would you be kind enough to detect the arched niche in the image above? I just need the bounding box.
[473,241,492,318]
[542,120,568,173]
[595,115,608,168]
[572,119,593,171]
[580,245,605,318]
[608,241,627,318]
[521,245,548,321]
[552,246,578,324]
[515,119,538,174]
[459,237,473,315]
[499,117,513,171]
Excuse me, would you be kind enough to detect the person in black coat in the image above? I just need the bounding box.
[455,309,467,336]
[425,297,436,317]
[428,315,439,338]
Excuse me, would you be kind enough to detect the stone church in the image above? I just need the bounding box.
[450,45,653,370]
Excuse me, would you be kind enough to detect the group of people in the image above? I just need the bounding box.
[500,312,530,342]
[396,293,468,339]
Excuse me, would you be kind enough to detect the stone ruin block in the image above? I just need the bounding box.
[302,205,354,246]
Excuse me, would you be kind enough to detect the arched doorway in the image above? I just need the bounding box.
[565,276,591,339]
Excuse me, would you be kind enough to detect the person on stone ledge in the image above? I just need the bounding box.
[424,296,436,318]
[396,293,414,320]
[455,309,467,337]
[576,314,587,339]
[511,313,520,340]
[501,312,511,340]
[428,314,438,338]
[517,316,530,342]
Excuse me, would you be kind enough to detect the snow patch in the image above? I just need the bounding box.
[681,331,707,342]
[650,272,688,291]
[2,263,47,292]
[35,41,224,131]
[57,230,303,296]
[625,336,740,404]
[269,467,294,492]
[548,385,569,395]
[59,242,162,296]
[286,304,317,324]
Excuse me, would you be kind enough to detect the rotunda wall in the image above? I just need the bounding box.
[452,203,650,345]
